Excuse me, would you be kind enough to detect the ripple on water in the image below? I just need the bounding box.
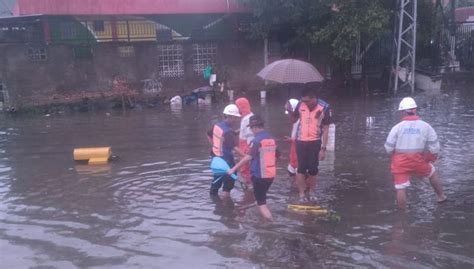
[0,93,473,268]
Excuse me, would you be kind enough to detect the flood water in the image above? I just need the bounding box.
[0,88,473,268]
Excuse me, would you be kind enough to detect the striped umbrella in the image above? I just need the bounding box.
[257,59,324,84]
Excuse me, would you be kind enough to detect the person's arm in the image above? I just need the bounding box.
[319,124,329,161]
[320,106,332,153]
[291,102,301,123]
[206,129,213,145]
[233,146,246,158]
[425,125,440,162]
[321,125,330,150]
[227,154,251,175]
[427,125,440,154]
[384,126,398,154]
[229,140,258,174]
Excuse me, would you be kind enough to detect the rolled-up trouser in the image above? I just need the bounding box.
[252,176,273,205]
[391,152,435,190]
[210,174,235,195]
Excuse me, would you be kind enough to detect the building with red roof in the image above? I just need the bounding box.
[455,6,474,23]
[0,0,267,110]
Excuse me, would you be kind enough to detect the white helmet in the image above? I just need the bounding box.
[285,99,299,114]
[398,97,417,111]
[223,104,241,117]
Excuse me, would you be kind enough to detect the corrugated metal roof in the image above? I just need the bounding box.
[455,7,474,23]
[15,0,248,16]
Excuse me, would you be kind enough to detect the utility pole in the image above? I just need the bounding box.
[389,0,417,95]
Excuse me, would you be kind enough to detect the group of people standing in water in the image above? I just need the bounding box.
[206,88,332,221]
[207,89,447,221]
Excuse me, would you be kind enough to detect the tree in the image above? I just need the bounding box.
[417,0,448,68]
[240,0,391,62]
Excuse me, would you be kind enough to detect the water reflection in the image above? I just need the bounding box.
[0,88,473,268]
[75,164,112,175]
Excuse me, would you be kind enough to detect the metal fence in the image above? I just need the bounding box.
[453,23,474,70]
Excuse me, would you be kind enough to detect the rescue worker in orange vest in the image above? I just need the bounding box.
[228,115,280,221]
[235,97,254,190]
[385,97,447,209]
[207,104,245,198]
[291,88,332,202]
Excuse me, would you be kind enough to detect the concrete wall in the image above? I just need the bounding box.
[0,40,265,109]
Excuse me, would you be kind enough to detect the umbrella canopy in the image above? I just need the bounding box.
[257,59,324,84]
[210,157,238,180]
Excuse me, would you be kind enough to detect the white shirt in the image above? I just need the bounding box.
[291,120,300,139]
[385,118,439,154]
[239,113,254,144]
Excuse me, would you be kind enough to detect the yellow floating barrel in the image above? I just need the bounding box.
[73,147,111,165]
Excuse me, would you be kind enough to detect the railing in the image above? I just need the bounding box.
[453,23,474,69]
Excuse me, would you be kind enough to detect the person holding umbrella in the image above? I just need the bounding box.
[256,58,328,202]
[291,88,332,202]
[207,104,245,198]
[228,115,279,221]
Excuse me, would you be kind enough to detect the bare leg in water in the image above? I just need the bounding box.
[396,189,407,209]
[429,172,447,202]
[222,191,231,199]
[307,175,316,197]
[295,173,307,199]
[258,204,273,221]
[296,173,317,201]
[397,172,447,209]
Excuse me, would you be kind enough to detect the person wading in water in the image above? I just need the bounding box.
[228,115,279,221]
[290,88,332,202]
[208,104,245,198]
[384,97,447,209]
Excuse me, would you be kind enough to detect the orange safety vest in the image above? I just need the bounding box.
[251,130,277,179]
[297,102,325,141]
[212,125,224,156]
[212,121,233,158]
[258,138,277,178]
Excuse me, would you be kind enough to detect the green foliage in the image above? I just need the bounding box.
[241,0,453,66]
[417,0,452,67]
[240,0,390,62]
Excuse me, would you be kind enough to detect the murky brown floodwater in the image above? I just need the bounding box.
[0,88,473,268]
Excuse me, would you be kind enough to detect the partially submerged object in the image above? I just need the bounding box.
[73,147,112,165]
[287,204,328,214]
[415,70,442,94]
[170,96,183,105]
